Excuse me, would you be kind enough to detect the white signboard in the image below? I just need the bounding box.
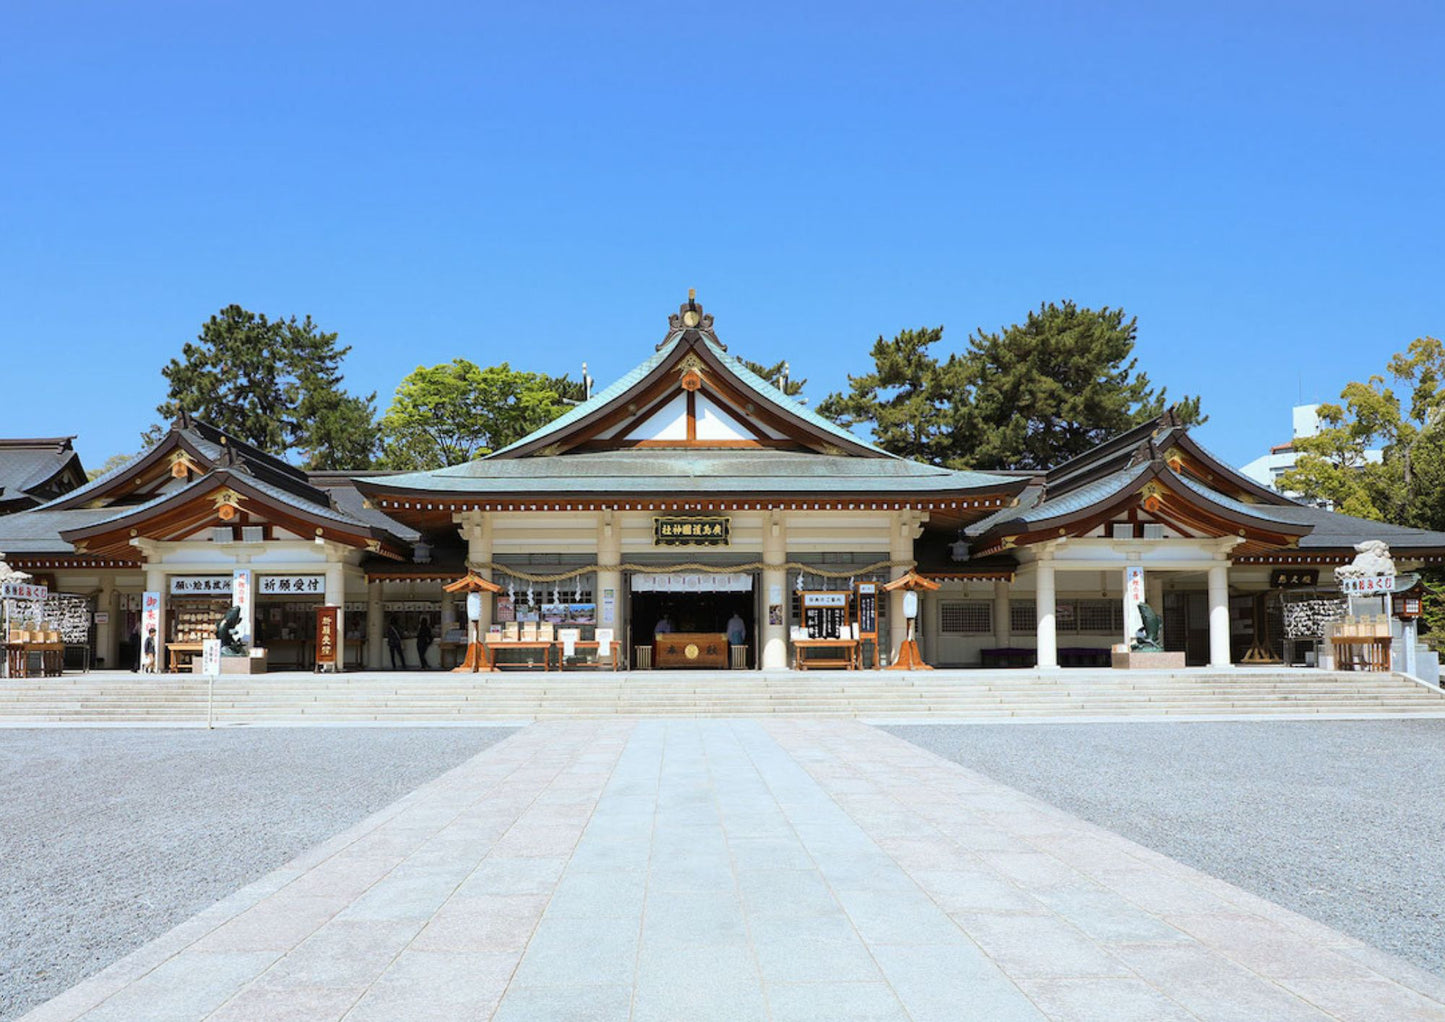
[802,592,849,608]
[232,568,253,643]
[629,572,752,592]
[170,575,232,595]
[258,574,324,595]
[1340,575,1395,596]
[601,587,616,626]
[558,628,580,658]
[0,582,48,600]
[596,627,613,658]
[201,639,222,677]
[1124,566,1146,639]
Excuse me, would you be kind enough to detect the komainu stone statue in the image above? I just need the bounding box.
[1131,602,1165,652]
[1334,540,1395,582]
[217,605,246,656]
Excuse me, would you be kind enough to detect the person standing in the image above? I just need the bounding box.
[142,627,157,674]
[387,618,406,670]
[416,617,434,670]
[726,611,746,646]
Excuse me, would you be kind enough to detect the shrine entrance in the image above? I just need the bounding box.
[629,572,754,669]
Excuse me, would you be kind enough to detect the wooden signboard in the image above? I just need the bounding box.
[653,516,730,546]
[1270,569,1319,589]
[855,582,877,640]
[315,606,340,671]
[802,592,850,639]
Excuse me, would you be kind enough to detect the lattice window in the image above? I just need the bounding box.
[940,601,992,635]
[1009,601,1035,633]
[1075,599,1123,633]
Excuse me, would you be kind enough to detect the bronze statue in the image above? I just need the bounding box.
[217,605,246,656]
[1131,602,1165,652]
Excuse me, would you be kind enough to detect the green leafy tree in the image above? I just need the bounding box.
[816,327,952,463]
[154,305,377,468]
[378,359,571,470]
[739,358,807,398]
[1279,336,1445,526]
[950,302,1205,470]
[818,304,1201,469]
[86,452,134,481]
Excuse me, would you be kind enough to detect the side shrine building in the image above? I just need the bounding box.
[4,296,1445,674]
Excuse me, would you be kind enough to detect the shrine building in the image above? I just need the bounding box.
[4,294,1445,674]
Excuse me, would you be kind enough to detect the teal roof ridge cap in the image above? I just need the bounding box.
[1169,470,1305,525]
[484,335,684,459]
[704,340,894,457]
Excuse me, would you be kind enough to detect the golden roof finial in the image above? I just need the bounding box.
[688,287,696,302]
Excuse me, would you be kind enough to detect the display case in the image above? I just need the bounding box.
[169,599,230,644]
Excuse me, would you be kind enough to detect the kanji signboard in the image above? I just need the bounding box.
[653,517,730,546]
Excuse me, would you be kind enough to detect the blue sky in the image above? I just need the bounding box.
[2,1,1441,470]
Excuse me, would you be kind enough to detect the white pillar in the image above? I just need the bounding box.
[1036,560,1058,669]
[96,579,116,669]
[761,511,787,670]
[1146,576,1165,618]
[1208,562,1231,668]
[595,510,622,667]
[993,579,1011,648]
[464,514,494,634]
[324,561,345,607]
[366,580,383,669]
[888,511,917,664]
[144,565,166,672]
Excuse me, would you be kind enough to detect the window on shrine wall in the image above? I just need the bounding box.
[1009,601,1035,633]
[1074,599,1124,633]
[940,601,991,635]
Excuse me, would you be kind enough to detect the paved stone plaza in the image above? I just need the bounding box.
[0,728,513,1022]
[15,720,1445,1021]
[886,719,1445,977]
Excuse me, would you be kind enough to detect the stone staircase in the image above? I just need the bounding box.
[2,668,1444,723]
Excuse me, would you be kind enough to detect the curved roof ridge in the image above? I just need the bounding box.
[704,341,894,458]
[483,335,684,459]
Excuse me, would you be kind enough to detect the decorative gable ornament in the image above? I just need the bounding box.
[210,487,245,522]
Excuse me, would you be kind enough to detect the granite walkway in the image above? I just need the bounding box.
[19,720,1445,1021]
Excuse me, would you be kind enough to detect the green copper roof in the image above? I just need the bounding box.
[360,449,1021,497]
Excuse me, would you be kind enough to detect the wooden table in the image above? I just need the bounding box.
[485,641,554,670]
[559,640,620,671]
[1331,636,1392,672]
[793,638,859,670]
[654,633,728,669]
[5,641,65,678]
[166,642,204,673]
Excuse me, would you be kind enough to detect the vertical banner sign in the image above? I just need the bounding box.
[315,606,339,671]
[141,591,162,667]
[232,569,253,644]
[1123,566,1146,643]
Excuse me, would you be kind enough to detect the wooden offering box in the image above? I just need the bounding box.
[654,633,728,669]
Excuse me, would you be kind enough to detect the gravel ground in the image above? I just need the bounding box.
[0,726,514,1022]
[883,719,1445,978]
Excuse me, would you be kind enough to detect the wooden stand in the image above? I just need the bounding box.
[444,572,504,674]
[883,570,939,671]
[891,637,932,671]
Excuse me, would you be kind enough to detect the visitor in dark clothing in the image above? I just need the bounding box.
[387,619,406,670]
